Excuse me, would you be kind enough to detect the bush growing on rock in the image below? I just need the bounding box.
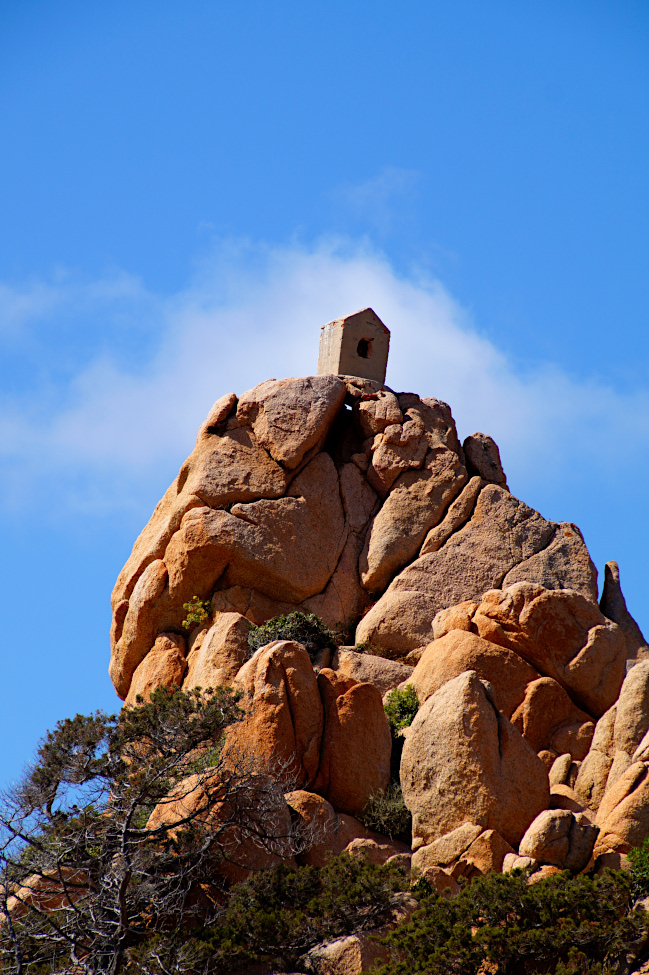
[129,854,410,974]
[247,611,337,662]
[374,868,649,975]
[629,836,649,899]
[384,684,419,732]
[181,594,212,630]
[0,686,301,975]
[359,782,412,841]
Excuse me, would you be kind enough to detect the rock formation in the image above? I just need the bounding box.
[109,341,648,888]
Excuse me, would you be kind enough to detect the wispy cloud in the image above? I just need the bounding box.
[0,237,647,518]
[332,167,420,237]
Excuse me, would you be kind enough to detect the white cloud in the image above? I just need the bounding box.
[0,237,647,515]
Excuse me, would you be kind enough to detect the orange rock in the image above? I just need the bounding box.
[352,390,403,438]
[110,446,347,698]
[314,670,391,815]
[519,810,572,866]
[360,446,467,593]
[520,809,598,872]
[182,424,290,508]
[502,523,598,602]
[511,677,594,760]
[410,859,460,896]
[285,790,408,867]
[5,868,89,920]
[167,452,346,606]
[356,485,557,655]
[461,829,515,874]
[227,641,323,789]
[147,768,294,884]
[574,705,617,812]
[411,824,483,869]
[301,531,367,632]
[366,419,428,496]
[183,612,251,690]
[236,375,346,470]
[355,590,441,657]
[599,561,648,664]
[110,559,169,698]
[211,586,296,625]
[109,390,284,629]
[549,784,590,816]
[527,865,563,885]
[472,582,625,717]
[343,837,411,866]
[594,761,649,856]
[432,601,480,638]
[606,661,649,789]
[125,633,187,706]
[462,433,508,488]
[407,630,539,719]
[401,670,549,849]
[420,476,482,557]
[331,648,413,697]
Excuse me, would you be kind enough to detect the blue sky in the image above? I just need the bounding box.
[0,0,647,786]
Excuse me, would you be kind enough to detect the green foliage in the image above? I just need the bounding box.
[355,640,393,659]
[181,595,212,630]
[131,853,409,974]
[629,835,649,898]
[247,611,336,661]
[384,684,419,732]
[373,868,649,975]
[0,685,254,975]
[358,782,412,841]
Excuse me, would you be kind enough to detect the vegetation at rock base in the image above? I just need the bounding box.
[359,782,412,841]
[383,684,419,732]
[6,689,649,975]
[354,640,394,659]
[129,854,409,974]
[247,611,337,662]
[629,836,649,899]
[0,686,298,975]
[181,594,212,630]
[373,868,649,975]
[383,684,419,782]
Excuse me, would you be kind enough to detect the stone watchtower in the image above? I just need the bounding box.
[317,307,390,387]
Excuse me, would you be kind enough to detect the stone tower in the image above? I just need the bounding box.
[317,307,390,386]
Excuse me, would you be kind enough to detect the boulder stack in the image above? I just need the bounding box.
[110,371,648,881]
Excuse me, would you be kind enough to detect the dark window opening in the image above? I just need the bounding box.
[357,338,373,358]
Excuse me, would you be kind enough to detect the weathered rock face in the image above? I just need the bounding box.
[355,486,598,656]
[313,669,391,816]
[111,374,623,704]
[110,366,647,881]
[184,612,251,690]
[125,633,187,706]
[600,561,649,664]
[285,790,408,867]
[400,671,550,849]
[406,629,539,719]
[227,641,324,789]
[471,583,625,718]
[518,809,598,872]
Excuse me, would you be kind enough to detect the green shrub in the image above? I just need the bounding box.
[373,868,649,975]
[629,836,649,898]
[355,640,393,658]
[384,684,419,732]
[182,595,212,630]
[359,782,412,841]
[247,611,336,661]
[132,854,409,974]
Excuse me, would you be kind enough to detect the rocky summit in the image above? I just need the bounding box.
[109,341,649,892]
